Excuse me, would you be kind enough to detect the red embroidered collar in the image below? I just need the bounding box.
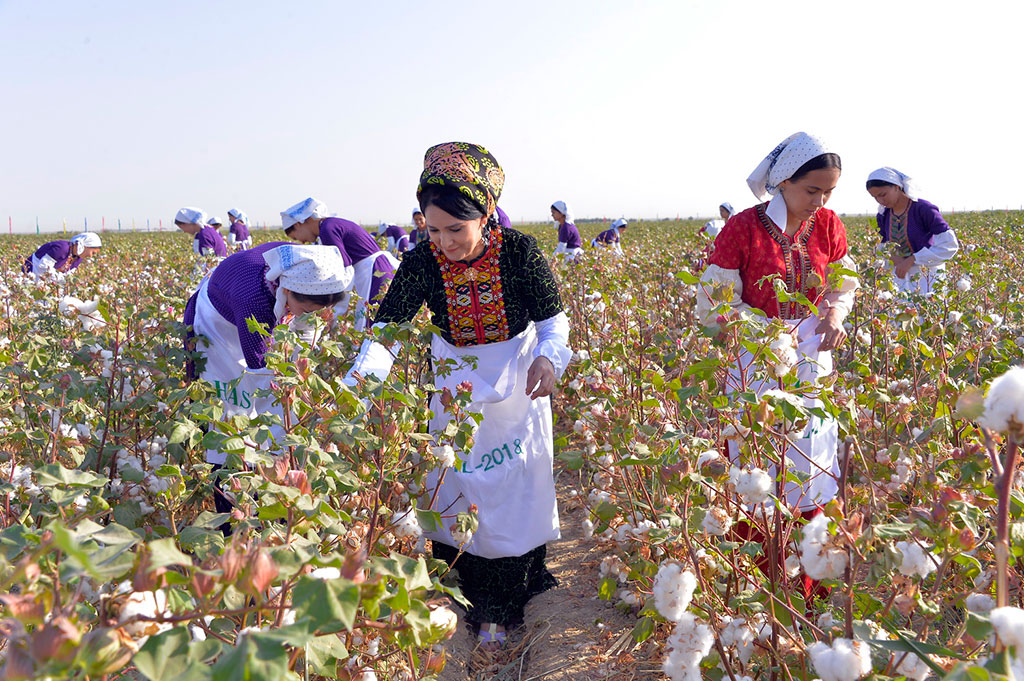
[430,230,510,346]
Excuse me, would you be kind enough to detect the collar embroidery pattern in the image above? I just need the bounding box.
[757,203,818,319]
[431,229,510,346]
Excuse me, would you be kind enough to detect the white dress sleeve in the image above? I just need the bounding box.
[533,311,571,379]
[344,324,398,386]
[913,230,959,268]
[33,254,57,275]
[696,264,751,324]
[821,255,860,321]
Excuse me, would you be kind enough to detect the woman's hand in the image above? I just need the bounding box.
[525,356,556,400]
[893,255,916,278]
[814,308,847,352]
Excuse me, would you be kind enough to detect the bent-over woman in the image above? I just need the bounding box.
[176,207,227,259]
[378,222,411,256]
[348,142,571,649]
[22,232,102,281]
[227,209,253,251]
[592,218,627,255]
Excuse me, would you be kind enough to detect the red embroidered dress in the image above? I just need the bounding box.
[431,228,510,346]
[708,203,849,319]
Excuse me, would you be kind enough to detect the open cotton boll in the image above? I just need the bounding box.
[652,562,697,622]
[719,616,756,664]
[701,507,733,536]
[807,638,872,681]
[730,466,772,505]
[894,651,930,681]
[977,367,1024,436]
[392,507,422,539]
[991,606,1024,649]
[965,593,995,614]
[310,567,341,580]
[799,514,848,580]
[663,613,714,681]
[894,541,937,578]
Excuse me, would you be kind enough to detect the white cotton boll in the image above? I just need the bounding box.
[310,567,341,581]
[807,638,872,681]
[894,652,930,681]
[701,507,733,536]
[119,590,170,643]
[652,562,697,622]
[662,613,714,681]
[965,593,995,614]
[582,519,594,538]
[978,367,1024,435]
[785,554,802,578]
[430,445,456,467]
[451,527,474,546]
[392,507,422,539]
[956,276,972,292]
[428,606,458,634]
[730,466,772,505]
[855,330,871,345]
[618,589,639,607]
[800,514,848,580]
[947,310,963,324]
[877,290,894,302]
[990,607,1024,649]
[696,450,722,467]
[894,541,937,579]
[818,612,838,630]
[719,616,756,664]
[769,335,798,377]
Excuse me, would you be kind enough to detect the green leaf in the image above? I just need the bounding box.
[631,615,656,643]
[34,464,107,488]
[135,628,211,681]
[874,522,915,538]
[291,576,361,632]
[148,537,194,569]
[598,577,616,601]
[415,509,442,534]
[211,631,290,681]
[371,553,432,591]
[305,634,348,676]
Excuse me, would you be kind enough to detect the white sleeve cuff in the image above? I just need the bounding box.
[344,336,397,386]
[35,254,57,273]
[822,255,859,321]
[533,311,571,378]
[914,230,959,267]
[696,264,749,324]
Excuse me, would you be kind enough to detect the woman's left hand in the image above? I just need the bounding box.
[525,356,556,400]
[814,309,847,351]
[893,255,916,278]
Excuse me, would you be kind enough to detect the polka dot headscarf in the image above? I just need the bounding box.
[747,132,832,201]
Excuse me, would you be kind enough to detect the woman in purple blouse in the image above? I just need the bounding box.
[22,232,102,280]
[227,209,252,251]
[175,207,228,258]
[592,218,628,255]
[551,200,583,261]
[377,222,411,255]
[280,197,399,330]
[866,167,959,296]
[409,208,429,247]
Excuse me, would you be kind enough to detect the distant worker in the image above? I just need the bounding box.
[175,207,227,259]
[409,208,429,248]
[22,232,103,281]
[699,202,736,240]
[551,200,583,261]
[592,218,627,255]
[378,221,411,256]
[227,209,253,251]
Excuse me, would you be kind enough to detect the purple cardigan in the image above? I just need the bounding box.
[195,226,228,257]
[558,222,582,249]
[877,198,952,254]
[318,217,381,265]
[23,240,80,273]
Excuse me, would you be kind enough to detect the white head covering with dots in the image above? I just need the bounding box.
[70,232,102,254]
[263,244,353,320]
[175,207,207,225]
[868,167,918,202]
[281,197,328,230]
[551,200,575,226]
[227,208,248,223]
[747,132,831,201]
[207,216,223,226]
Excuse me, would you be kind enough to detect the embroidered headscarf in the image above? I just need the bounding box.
[70,232,102,254]
[551,200,575,226]
[281,197,328,230]
[747,132,831,201]
[417,142,505,217]
[227,208,248,223]
[867,167,918,201]
[175,207,207,225]
[263,244,353,320]
[719,202,735,217]
[207,216,223,226]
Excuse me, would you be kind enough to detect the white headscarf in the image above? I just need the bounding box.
[227,208,248,223]
[281,197,328,230]
[412,207,423,219]
[175,207,207,225]
[611,218,628,230]
[70,232,102,254]
[377,221,390,235]
[719,202,735,217]
[867,167,918,201]
[746,132,831,201]
[263,244,353,320]
[208,216,223,226]
[551,200,576,226]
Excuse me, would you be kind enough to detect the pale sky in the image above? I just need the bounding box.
[1,0,1021,233]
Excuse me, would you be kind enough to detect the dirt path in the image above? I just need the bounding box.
[437,475,660,680]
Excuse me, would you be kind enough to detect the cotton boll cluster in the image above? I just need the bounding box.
[990,607,1024,649]
[0,462,42,498]
[572,349,591,363]
[429,445,456,468]
[769,334,798,377]
[956,276,972,292]
[885,451,914,491]
[652,562,697,622]
[392,507,422,539]
[59,296,105,331]
[807,638,872,681]
[965,592,995,614]
[730,466,772,505]
[894,652,930,681]
[799,514,848,580]
[599,555,630,583]
[894,540,937,579]
[118,589,171,645]
[663,613,714,681]
[719,615,756,664]
[701,507,733,536]
[977,366,1024,436]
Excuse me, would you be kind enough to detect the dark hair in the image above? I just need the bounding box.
[789,153,842,184]
[866,179,899,190]
[418,184,501,231]
[290,290,346,307]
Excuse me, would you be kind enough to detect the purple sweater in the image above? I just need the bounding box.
[318,217,381,265]
[877,198,952,254]
[384,224,411,253]
[558,222,582,249]
[195,225,228,257]
[595,228,620,244]
[184,242,286,372]
[23,240,80,274]
[230,222,251,242]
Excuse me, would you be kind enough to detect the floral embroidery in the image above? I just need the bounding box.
[417,142,505,217]
[756,204,818,319]
[431,229,510,346]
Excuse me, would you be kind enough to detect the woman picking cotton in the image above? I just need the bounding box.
[281,198,399,331]
[183,243,352,514]
[551,200,583,261]
[175,207,228,259]
[378,221,411,256]
[22,232,102,282]
[592,218,628,255]
[866,167,959,297]
[699,202,736,240]
[696,132,859,602]
[347,142,571,650]
[227,208,253,251]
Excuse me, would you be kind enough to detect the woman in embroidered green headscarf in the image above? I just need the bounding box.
[347,142,571,650]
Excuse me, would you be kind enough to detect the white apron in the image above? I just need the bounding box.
[554,243,584,261]
[423,325,560,559]
[351,251,400,331]
[192,277,282,464]
[726,316,839,511]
